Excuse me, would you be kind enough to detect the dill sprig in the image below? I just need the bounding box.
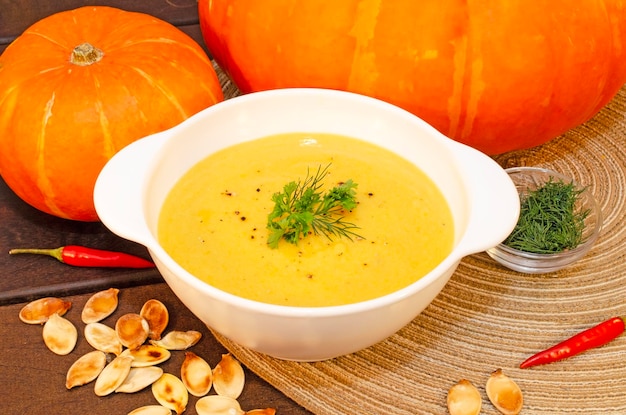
[266,164,362,248]
[503,178,590,254]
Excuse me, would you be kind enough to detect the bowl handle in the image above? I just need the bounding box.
[93,133,168,245]
[453,144,520,256]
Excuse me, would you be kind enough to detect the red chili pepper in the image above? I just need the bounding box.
[9,245,155,269]
[520,316,625,369]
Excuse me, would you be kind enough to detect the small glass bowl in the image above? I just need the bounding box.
[486,167,602,274]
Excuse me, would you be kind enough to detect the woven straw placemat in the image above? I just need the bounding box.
[215,66,626,414]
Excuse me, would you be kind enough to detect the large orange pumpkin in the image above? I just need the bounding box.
[199,0,626,154]
[0,6,224,221]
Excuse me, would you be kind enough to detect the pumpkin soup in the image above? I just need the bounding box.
[158,133,453,307]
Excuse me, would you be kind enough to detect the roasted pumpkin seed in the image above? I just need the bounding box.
[42,313,77,355]
[120,344,171,367]
[486,369,523,415]
[140,299,169,340]
[85,322,123,356]
[152,373,188,415]
[127,406,172,415]
[196,395,244,415]
[212,353,245,399]
[66,350,107,389]
[81,288,119,323]
[116,366,164,393]
[181,351,212,397]
[19,297,71,324]
[115,313,150,350]
[447,379,482,415]
[150,330,201,351]
[94,355,134,396]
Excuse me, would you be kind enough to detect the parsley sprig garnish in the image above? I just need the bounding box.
[503,178,590,253]
[266,164,362,248]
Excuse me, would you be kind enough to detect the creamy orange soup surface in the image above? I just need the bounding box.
[158,133,454,307]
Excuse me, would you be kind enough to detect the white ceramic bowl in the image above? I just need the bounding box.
[94,88,519,361]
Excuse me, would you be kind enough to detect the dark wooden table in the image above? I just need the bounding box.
[0,1,312,414]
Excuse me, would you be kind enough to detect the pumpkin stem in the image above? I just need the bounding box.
[70,42,104,66]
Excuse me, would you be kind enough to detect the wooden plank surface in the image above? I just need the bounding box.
[0,175,163,305]
[1,283,312,414]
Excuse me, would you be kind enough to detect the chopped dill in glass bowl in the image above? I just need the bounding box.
[487,167,602,274]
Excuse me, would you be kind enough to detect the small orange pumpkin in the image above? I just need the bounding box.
[199,0,626,154]
[0,6,224,221]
